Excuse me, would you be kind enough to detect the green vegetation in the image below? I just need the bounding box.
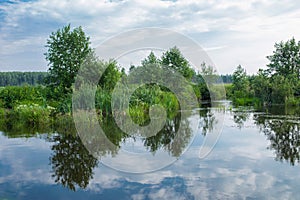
[229,38,300,107]
[0,72,47,86]
[44,24,92,96]
[0,85,46,109]
[0,24,299,125]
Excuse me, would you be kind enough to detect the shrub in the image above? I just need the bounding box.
[0,86,46,109]
[13,104,55,126]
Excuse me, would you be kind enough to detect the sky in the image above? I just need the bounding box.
[0,0,300,74]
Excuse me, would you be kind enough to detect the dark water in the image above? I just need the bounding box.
[0,102,300,199]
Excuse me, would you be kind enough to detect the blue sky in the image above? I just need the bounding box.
[0,0,300,74]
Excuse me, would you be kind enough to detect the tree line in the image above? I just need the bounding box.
[230,38,300,106]
[0,70,232,87]
[0,24,299,126]
[0,72,48,86]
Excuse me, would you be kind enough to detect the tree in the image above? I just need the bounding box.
[265,38,300,103]
[99,60,122,92]
[232,65,250,99]
[141,51,160,66]
[44,24,92,95]
[194,62,217,100]
[161,46,195,81]
[251,69,271,104]
[267,38,300,79]
[0,72,48,86]
[140,52,163,84]
[270,75,294,103]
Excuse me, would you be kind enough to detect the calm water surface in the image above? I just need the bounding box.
[0,102,300,199]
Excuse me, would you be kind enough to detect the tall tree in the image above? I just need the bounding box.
[232,65,250,98]
[266,38,300,102]
[267,37,300,79]
[141,51,160,66]
[251,69,271,104]
[161,46,195,81]
[194,62,217,100]
[44,24,92,94]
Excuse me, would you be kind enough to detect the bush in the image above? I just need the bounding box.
[286,97,300,106]
[13,104,55,126]
[233,97,260,106]
[129,85,179,118]
[0,86,46,109]
[224,84,233,99]
[0,107,6,118]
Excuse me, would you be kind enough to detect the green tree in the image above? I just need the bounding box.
[232,65,250,99]
[194,63,217,100]
[73,53,122,114]
[267,38,300,78]
[161,47,195,80]
[44,24,92,95]
[140,52,163,84]
[251,69,271,104]
[270,75,294,104]
[141,51,160,66]
[98,60,122,92]
[265,38,300,103]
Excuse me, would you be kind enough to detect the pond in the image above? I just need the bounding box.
[0,101,300,199]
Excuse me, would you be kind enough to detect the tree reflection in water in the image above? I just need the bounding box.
[50,134,98,191]
[49,112,195,190]
[0,106,223,191]
[254,114,300,166]
[199,108,216,136]
[232,110,250,129]
[143,112,192,157]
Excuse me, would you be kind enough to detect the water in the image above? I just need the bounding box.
[0,102,300,199]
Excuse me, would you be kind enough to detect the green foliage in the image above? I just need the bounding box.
[270,75,295,104]
[267,37,300,78]
[73,54,122,115]
[251,69,271,104]
[0,85,46,109]
[285,97,300,107]
[264,38,300,105]
[194,63,220,101]
[234,97,260,106]
[232,65,250,99]
[13,103,54,126]
[0,72,48,86]
[128,84,179,125]
[230,38,300,105]
[45,24,92,95]
[230,66,267,106]
[98,60,122,92]
[224,84,233,99]
[221,74,233,83]
[0,107,6,118]
[129,104,150,125]
[161,46,195,80]
[141,51,160,66]
[95,88,112,115]
[56,95,72,114]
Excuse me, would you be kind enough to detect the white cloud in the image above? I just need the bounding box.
[1,0,300,73]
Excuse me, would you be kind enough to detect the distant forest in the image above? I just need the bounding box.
[0,71,232,86]
[0,72,48,86]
